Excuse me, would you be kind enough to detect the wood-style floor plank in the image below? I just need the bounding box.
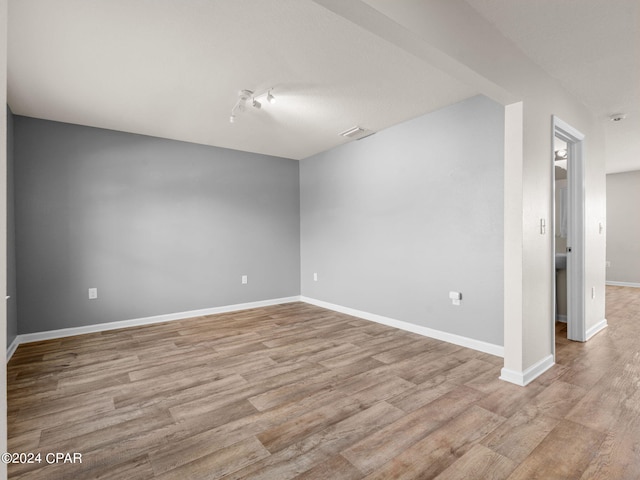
[7,286,640,479]
[342,385,484,475]
[226,401,406,480]
[505,419,606,480]
[481,406,562,464]
[434,444,517,480]
[152,436,270,479]
[292,454,363,480]
[361,405,506,480]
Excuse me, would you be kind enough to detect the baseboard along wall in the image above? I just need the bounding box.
[500,354,555,387]
[300,296,504,358]
[6,296,300,362]
[7,295,505,363]
[606,281,640,288]
[586,319,608,340]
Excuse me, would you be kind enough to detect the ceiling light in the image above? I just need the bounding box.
[554,149,567,161]
[609,113,626,122]
[229,88,275,124]
[239,89,253,101]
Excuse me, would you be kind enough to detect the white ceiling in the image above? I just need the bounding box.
[465,0,640,173]
[7,0,476,160]
[7,1,639,170]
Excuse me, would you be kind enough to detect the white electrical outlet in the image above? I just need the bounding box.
[449,291,462,306]
[592,287,596,299]
[88,288,98,300]
[241,275,248,285]
[313,272,318,282]
[606,261,611,268]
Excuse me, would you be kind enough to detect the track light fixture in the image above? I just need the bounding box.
[229,88,276,123]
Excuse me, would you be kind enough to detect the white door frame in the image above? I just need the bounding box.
[552,116,586,344]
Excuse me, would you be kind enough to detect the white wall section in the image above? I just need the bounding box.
[301,95,505,347]
[14,118,301,334]
[606,171,640,285]
[356,0,607,382]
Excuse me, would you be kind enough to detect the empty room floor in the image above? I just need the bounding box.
[7,286,640,479]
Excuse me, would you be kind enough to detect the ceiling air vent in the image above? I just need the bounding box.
[339,126,375,140]
[340,126,364,138]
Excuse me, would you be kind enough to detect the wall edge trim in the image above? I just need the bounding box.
[300,296,504,357]
[6,337,19,363]
[586,318,608,341]
[499,354,554,387]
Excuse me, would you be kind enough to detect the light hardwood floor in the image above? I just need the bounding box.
[7,286,640,479]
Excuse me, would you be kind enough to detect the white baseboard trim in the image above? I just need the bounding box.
[6,337,20,362]
[500,354,554,387]
[606,281,640,288]
[7,296,301,362]
[300,296,503,357]
[8,295,508,362]
[556,314,567,323]
[586,318,608,341]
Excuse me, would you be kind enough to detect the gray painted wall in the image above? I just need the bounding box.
[300,95,504,346]
[14,117,300,334]
[6,107,17,347]
[606,170,640,284]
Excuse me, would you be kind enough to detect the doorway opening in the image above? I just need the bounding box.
[554,136,569,339]
[552,116,586,354]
